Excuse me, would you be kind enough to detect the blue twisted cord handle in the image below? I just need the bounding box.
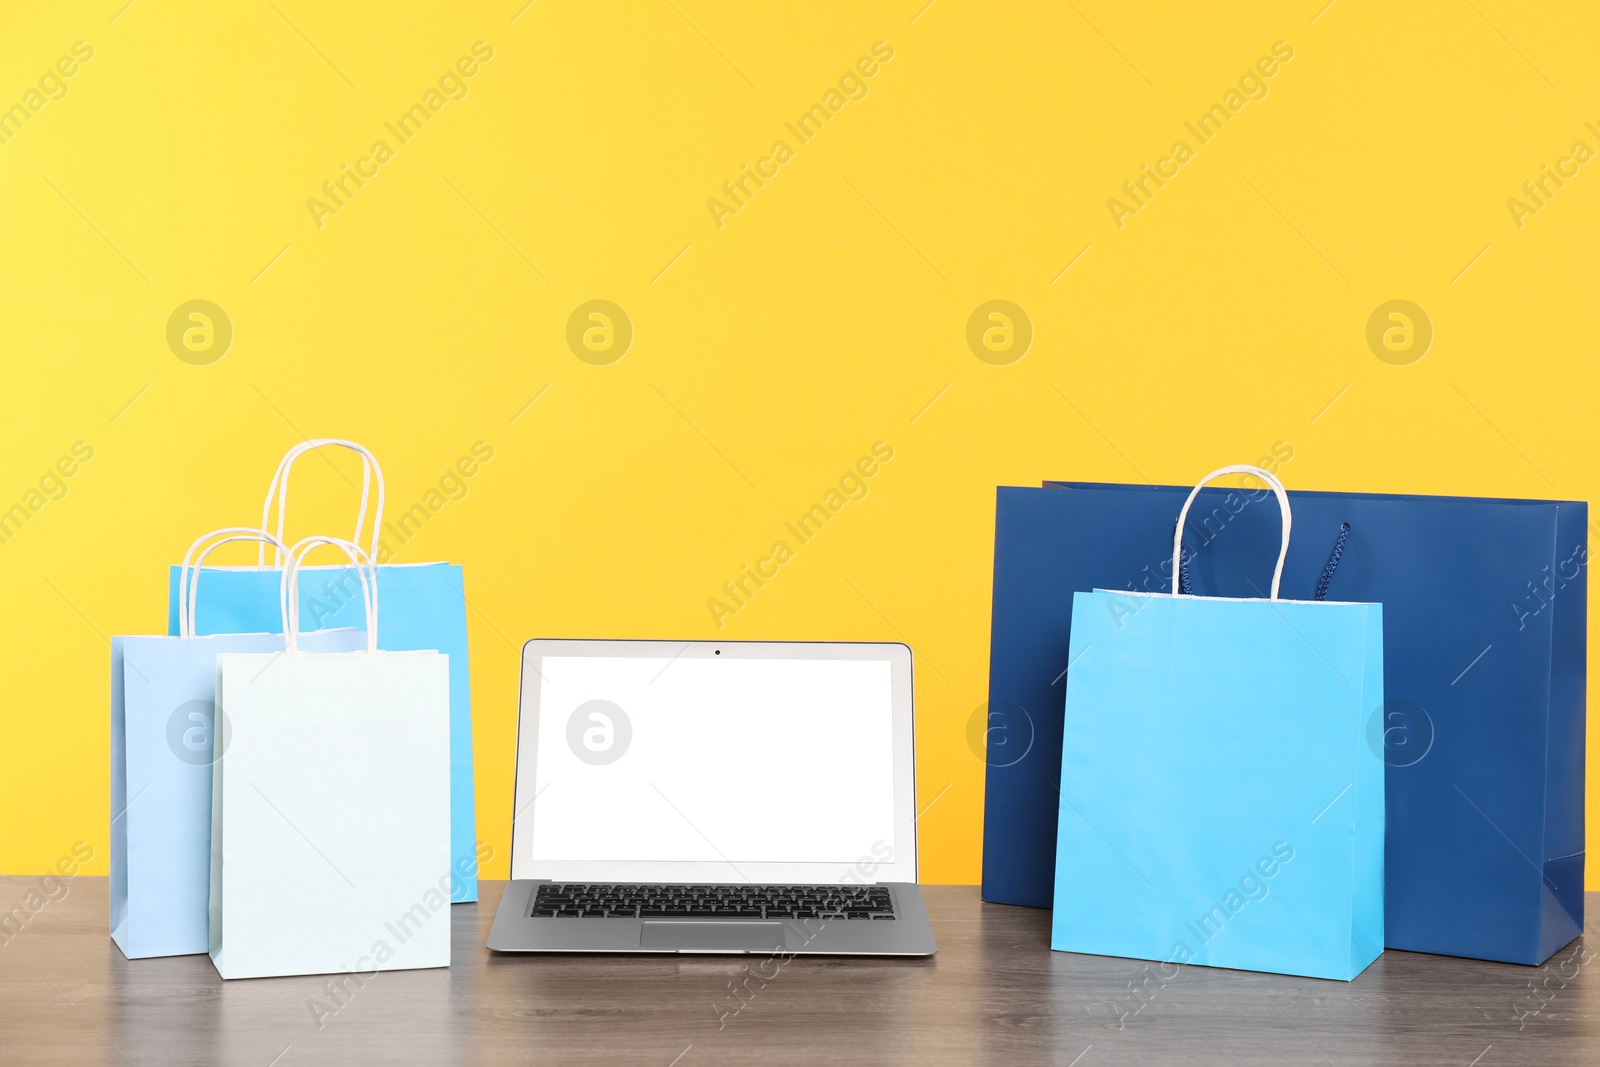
[1175,521,1351,598]
[1314,522,1351,601]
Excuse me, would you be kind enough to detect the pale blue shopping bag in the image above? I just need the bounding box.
[1051,465,1385,981]
[164,441,480,902]
[112,531,364,959]
[209,536,450,980]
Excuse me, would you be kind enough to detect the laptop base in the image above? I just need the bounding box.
[487,880,937,956]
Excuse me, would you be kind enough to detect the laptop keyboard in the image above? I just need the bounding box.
[530,883,896,920]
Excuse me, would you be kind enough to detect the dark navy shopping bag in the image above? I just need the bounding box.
[983,478,1586,965]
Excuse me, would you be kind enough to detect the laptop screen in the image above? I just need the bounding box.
[527,654,898,869]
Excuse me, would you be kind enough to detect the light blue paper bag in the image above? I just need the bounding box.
[1051,465,1385,981]
[164,440,480,901]
[210,536,450,980]
[112,531,364,959]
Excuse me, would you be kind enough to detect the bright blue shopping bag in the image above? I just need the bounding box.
[112,531,363,958]
[164,441,481,902]
[1051,466,1385,981]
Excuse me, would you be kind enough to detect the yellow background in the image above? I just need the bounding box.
[1,1,1596,886]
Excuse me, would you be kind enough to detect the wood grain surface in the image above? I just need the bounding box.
[0,878,1593,1065]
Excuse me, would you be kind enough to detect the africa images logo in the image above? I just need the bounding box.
[567,700,631,765]
[305,42,495,229]
[166,699,230,766]
[1105,41,1295,229]
[704,41,895,229]
[0,40,94,149]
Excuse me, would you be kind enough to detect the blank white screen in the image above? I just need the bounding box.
[529,655,897,865]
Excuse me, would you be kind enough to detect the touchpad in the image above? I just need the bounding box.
[640,921,788,951]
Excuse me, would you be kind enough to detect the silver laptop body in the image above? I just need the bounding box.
[487,639,936,956]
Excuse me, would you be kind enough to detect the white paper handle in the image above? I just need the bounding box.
[257,440,385,566]
[283,536,378,653]
[1172,465,1292,601]
[179,527,292,638]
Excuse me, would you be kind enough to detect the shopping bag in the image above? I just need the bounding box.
[111,530,363,959]
[210,536,451,980]
[984,472,1586,965]
[1051,466,1385,981]
[168,439,480,901]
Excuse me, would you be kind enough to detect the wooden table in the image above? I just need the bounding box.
[1,878,1594,1065]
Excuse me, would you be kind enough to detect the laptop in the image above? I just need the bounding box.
[487,639,936,956]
